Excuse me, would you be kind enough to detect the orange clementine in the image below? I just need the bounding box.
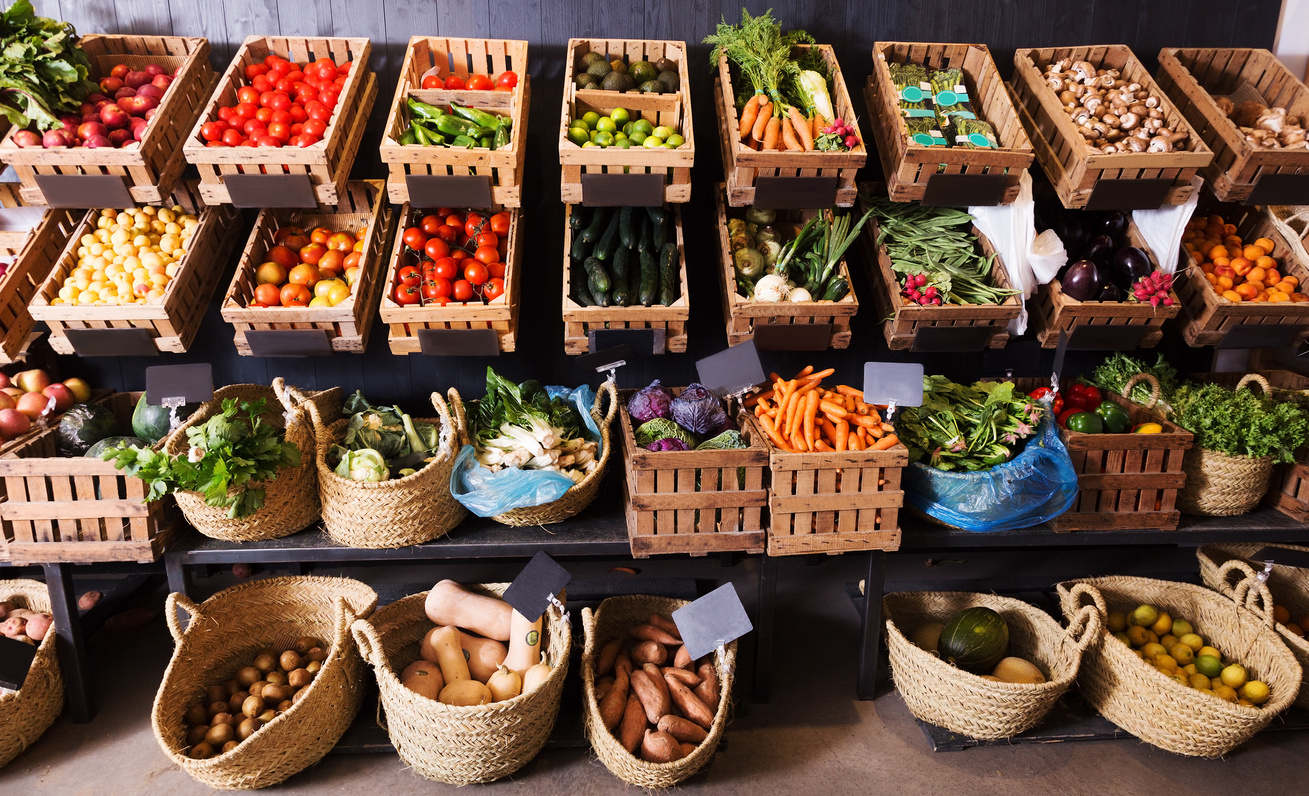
[1222,289,1243,302]
[1254,237,1276,254]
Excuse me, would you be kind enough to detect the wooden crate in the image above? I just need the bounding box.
[1011,378,1192,531]
[714,45,866,207]
[1175,207,1309,346]
[0,207,81,363]
[741,413,904,556]
[559,39,694,204]
[0,392,177,564]
[0,35,214,206]
[27,182,241,355]
[184,37,375,207]
[856,194,1021,351]
[380,37,529,208]
[1010,45,1212,209]
[378,204,522,354]
[1028,218,1180,348]
[221,181,390,355]
[1157,48,1309,203]
[618,389,767,557]
[712,185,856,349]
[561,204,689,355]
[866,42,1033,204]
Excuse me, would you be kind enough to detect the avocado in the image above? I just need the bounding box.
[581,51,605,67]
[601,72,628,92]
[586,60,611,79]
[609,59,627,73]
[657,70,679,93]
[575,73,598,89]
[630,60,657,84]
[639,80,664,94]
[654,57,676,74]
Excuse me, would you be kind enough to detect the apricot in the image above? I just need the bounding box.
[1222,289,1243,302]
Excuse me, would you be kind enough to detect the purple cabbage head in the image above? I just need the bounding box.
[646,437,691,452]
[628,379,674,423]
[671,383,728,436]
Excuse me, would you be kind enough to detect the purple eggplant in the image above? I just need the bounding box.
[1097,283,1122,302]
[1099,211,1129,243]
[1053,212,1091,261]
[1113,246,1153,287]
[1061,260,1102,301]
[1083,234,1116,266]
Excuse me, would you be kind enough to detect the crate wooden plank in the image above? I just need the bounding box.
[0,35,214,206]
[0,207,81,364]
[222,180,390,355]
[866,42,1033,204]
[28,182,241,355]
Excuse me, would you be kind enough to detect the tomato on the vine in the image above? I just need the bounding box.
[464,261,489,286]
[464,213,485,238]
[419,214,442,236]
[422,277,450,302]
[424,237,450,261]
[452,279,475,302]
[397,264,422,288]
[434,224,459,244]
[449,249,468,262]
[394,284,421,305]
[489,212,511,236]
[474,232,499,250]
[473,245,499,265]
[402,227,428,250]
[432,257,457,280]
[484,277,506,301]
[487,261,506,279]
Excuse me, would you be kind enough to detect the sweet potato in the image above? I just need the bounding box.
[596,676,614,701]
[664,673,715,729]
[620,693,646,753]
[680,742,697,757]
[630,624,680,646]
[630,667,671,724]
[649,613,682,640]
[673,644,693,670]
[641,730,684,763]
[615,652,633,679]
[663,667,701,687]
[657,714,708,744]
[599,668,629,730]
[597,639,622,677]
[695,662,720,713]
[631,640,667,666]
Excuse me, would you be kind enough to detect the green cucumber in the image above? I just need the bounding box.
[658,242,678,306]
[569,206,590,231]
[585,256,612,304]
[651,207,668,249]
[579,206,609,244]
[645,205,668,231]
[611,246,633,306]
[570,229,590,262]
[619,206,636,248]
[638,249,658,306]
[594,210,622,261]
[638,214,653,253]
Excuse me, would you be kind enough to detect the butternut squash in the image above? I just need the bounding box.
[522,661,551,695]
[399,660,444,700]
[439,678,493,706]
[457,631,508,682]
[486,664,522,702]
[504,608,543,677]
[424,580,512,641]
[426,625,470,684]
[619,693,646,753]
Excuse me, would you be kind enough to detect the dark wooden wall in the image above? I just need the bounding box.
[9,1,1283,410]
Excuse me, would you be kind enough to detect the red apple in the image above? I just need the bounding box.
[0,408,30,440]
[136,84,164,102]
[16,390,52,420]
[114,86,135,101]
[144,63,164,77]
[14,369,49,393]
[12,130,40,148]
[125,95,158,115]
[110,63,130,79]
[77,121,107,140]
[144,108,157,121]
[86,93,107,105]
[0,373,11,390]
[107,129,133,147]
[151,74,173,92]
[173,65,184,77]
[123,70,150,89]
[1,387,23,399]
[0,393,14,412]
[62,378,91,402]
[83,135,111,149]
[42,383,74,413]
[42,129,71,148]
[100,104,130,130]
[99,76,124,94]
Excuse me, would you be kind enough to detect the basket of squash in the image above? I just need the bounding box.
[351,580,569,785]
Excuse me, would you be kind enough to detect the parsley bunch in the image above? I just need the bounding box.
[1169,383,1309,463]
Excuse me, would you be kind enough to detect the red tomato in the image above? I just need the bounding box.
[268,93,292,113]
[251,75,273,94]
[245,63,269,80]
[474,232,499,250]
[317,88,339,109]
[421,75,442,89]
[255,107,274,124]
[275,77,296,93]
[434,225,459,244]
[307,103,333,123]
[422,277,452,302]
[397,265,422,288]
[393,284,421,306]
[236,102,258,119]
[424,237,450,261]
[313,59,338,81]
[290,134,316,148]
[489,212,511,236]
[258,90,276,108]
[402,227,429,251]
[444,214,463,229]
[302,118,327,138]
[237,86,260,105]
[217,105,235,123]
[299,243,327,265]
[473,245,499,265]
[270,109,293,126]
[288,104,308,123]
[273,226,306,244]
[280,283,311,307]
[496,71,518,88]
[464,213,485,238]
[435,207,455,218]
[254,282,281,306]
[443,75,466,90]
[419,215,442,235]
[222,128,244,146]
[243,118,266,135]
[310,226,333,245]
[483,277,505,301]
[450,249,468,262]
[267,122,291,142]
[466,74,493,91]
[200,122,226,142]
[487,261,506,279]
[432,258,458,280]
[452,279,475,302]
[463,261,489,286]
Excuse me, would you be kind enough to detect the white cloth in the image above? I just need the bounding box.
[969,171,1056,335]
[1132,175,1202,274]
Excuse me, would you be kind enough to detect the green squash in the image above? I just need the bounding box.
[132,392,199,444]
[56,404,119,457]
[85,436,148,458]
[937,607,1009,673]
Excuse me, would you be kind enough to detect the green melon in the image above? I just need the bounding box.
[85,436,148,458]
[132,392,201,444]
[937,607,1009,673]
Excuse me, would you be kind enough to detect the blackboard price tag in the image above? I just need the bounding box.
[863,362,924,409]
[909,325,993,352]
[405,174,494,210]
[503,551,572,623]
[921,173,1009,207]
[696,340,765,398]
[753,323,832,351]
[0,636,37,692]
[1215,324,1302,350]
[672,584,753,662]
[146,364,214,407]
[1251,547,1309,570]
[35,174,134,209]
[65,328,158,358]
[416,328,502,357]
[1212,349,1250,374]
[1085,178,1174,211]
[245,329,333,358]
[577,344,631,374]
[590,329,658,356]
[751,176,839,209]
[224,174,317,209]
[1066,324,1151,352]
[1244,173,1309,206]
[581,173,665,207]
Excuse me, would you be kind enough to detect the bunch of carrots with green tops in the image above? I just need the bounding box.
[744,365,900,453]
[704,8,858,153]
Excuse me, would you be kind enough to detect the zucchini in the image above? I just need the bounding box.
[611,246,633,306]
[594,211,621,261]
[569,206,590,231]
[618,206,636,249]
[658,242,678,306]
[579,206,609,244]
[638,249,659,306]
[570,229,591,262]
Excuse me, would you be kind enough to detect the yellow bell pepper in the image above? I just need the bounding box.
[1132,422,1163,434]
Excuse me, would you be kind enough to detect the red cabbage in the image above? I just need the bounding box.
[671,382,728,436]
[628,379,674,423]
[646,437,691,452]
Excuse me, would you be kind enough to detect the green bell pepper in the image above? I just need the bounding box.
[1094,400,1132,434]
[1066,412,1105,434]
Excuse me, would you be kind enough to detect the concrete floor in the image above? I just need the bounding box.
[4,553,1309,795]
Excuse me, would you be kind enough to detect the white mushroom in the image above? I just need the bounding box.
[1148,135,1173,153]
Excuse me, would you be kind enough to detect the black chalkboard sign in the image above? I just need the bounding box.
[581,173,665,207]
[0,636,37,692]
[245,329,333,357]
[65,328,158,357]
[752,176,839,209]
[417,328,502,356]
[406,174,494,209]
[754,323,832,351]
[35,174,133,209]
[503,552,571,622]
[921,173,1009,207]
[1244,173,1309,206]
[1085,178,1174,211]
[224,174,317,209]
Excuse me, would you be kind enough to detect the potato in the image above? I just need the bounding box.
[77,591,101,611]
[640,730,684,763]
[23,614,51,642]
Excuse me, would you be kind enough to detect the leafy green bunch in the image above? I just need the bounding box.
[1169,383,1309,462]
[472,367,583,447]
[897,377,1045,471]
[705,8,814,110]
[1089,352,1182,407]
[103,398,301,519]
[0,1,96,131]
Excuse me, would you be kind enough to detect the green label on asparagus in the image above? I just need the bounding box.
[964,133,995,148]
[934,89,969,107]
[902,108,937,118]
[911,132,948,147]
[899,85,927,103]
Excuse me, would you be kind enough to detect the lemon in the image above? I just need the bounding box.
[1131,604,1159,627]
[1170,644,1194,666]
[1113,632,1131,646]
[1239,680,1270,705]
[1181,634,1206,653]
[1182,663,1198,676]
[1237,698,1254,707]
[1214,684,1239,703]
[1154,654,1179,673]
[1172,619,1194,637]
[1211,676,1224,690]
[1221,664,1248,689]
[1126,626,1151,647]
[1171,674,1188,686]
[1189,673,1212,690]
[1150,612,1174,637]
[1160,634,1179,649]
[1143,630,1160,645]
[1141,642,1166,660]
[1107,612,1128,633]
[1197,645,1221,660]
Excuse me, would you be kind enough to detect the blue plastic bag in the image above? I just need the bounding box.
[449,384,601,517]
[903,414,1078,531]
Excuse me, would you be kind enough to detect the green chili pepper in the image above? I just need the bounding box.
[450,102,508,130]
[492,125,510,150]
[406,98,444,122]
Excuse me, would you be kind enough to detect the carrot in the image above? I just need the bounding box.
[763,116,781,150]
[812,113,825,141]
[803,391,818,451]
[814,439,832,451]
[819,400,847,418]
[788,106,814,151]
[752,102,773,142]
[836,385,863,399]
[848,433,863,451]
[881,423,895,433]
[743,388,775,408]
[739,94,762,140]
[849,414,882,430]
[758,414,793,451]
[807,368,836,382]
[857,426,868,444]
[781,117,802,151]
[784,391,803,440]
[795,365,814,379]
[871,434,900,451]
[834,419,849,452]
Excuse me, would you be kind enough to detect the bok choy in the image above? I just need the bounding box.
[471,367,599,483]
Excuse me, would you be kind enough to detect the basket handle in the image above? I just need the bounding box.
[1122,373,1161,409]
[593,379,619,427]
[1226,561,1278,629]
[446,388,469,448]
[304,400,334,456]
[351,617,383,668]
[1066,604,1104,653]
[1067,582,1108,619]
[1213,557,1257,598]
[165,592,203,644]
[429,389,461,457]
[1236,373,1272,398]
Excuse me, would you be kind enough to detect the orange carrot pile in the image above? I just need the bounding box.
[744,366,899,453]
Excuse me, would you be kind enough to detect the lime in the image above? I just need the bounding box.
[1220,664,1248,689]
[581,141,597,148]
[614,131,628,141]
[1131,604,1159,627]
[1239,680,1270,705]
[631,119,654,136]
[610,108,630,125]
[622,121,634,135]
[571,117,591,132]
[628,131,648,145]
[1195,655,1223,678]
[1107,612,1128,633]
[593,131,615,147]
[581,111,601,127]
[653,125,676,140]
[595,117,617,133]
[567,127,590,146]
[615,138,633,149]
[1172,619,1193,637]
[665,133,685,148]
[1170,644,1194,666]
[642,136,664,148]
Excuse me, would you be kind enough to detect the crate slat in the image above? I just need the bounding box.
[0,206,81,363]
[866,42,1033,204]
